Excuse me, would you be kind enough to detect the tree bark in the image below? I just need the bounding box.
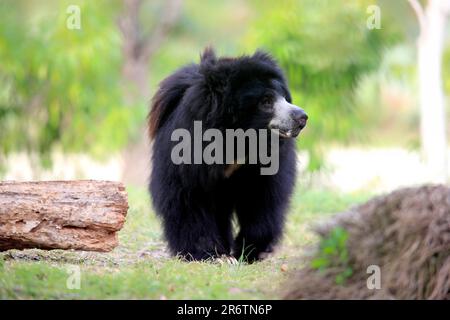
[409,0,449,183]
[0,180,128,252]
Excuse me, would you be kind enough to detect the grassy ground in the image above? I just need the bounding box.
[0,186,370,299]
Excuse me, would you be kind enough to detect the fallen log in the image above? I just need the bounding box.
[0,180,128,252]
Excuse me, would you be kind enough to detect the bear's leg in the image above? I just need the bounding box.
[233,165,296,262]
[158,196,233,261]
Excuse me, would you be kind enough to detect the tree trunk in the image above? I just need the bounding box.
[0,180,128,252]
[416,0,449,183]
[122,56,151,105]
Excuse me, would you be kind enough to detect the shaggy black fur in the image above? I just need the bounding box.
[148,48,299,262]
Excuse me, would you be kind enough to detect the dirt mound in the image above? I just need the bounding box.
[284,185,450,299]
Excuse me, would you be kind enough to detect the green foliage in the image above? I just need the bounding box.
[0,0,139,159]
[311,226,353,285]
[245,0,400,169]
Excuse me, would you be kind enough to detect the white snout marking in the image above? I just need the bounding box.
[269,96,300,130]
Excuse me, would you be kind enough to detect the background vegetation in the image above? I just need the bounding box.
[0,0,449,299]
[0,187,369,299]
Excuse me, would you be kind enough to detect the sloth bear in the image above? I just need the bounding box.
[148,48,307,262]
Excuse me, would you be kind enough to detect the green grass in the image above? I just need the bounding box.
[0,186,370,299]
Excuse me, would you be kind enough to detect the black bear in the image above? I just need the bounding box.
[148,48,307,262]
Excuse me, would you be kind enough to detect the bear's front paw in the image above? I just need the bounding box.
[213,255,239,265]
[257,250,274,260]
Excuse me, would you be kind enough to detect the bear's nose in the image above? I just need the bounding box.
[290,108,308,128]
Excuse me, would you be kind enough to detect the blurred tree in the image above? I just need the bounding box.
[0,0,183,170]
[119,0,182,105]
[245,0,399,169]
[0,0,134,162]
[408,0,449,183]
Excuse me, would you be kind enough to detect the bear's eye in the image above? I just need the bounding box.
[260,95,273,110]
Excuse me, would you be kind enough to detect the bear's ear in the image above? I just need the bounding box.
[252,50,277,67]
[200,46,217,66]
[200,47,227,93]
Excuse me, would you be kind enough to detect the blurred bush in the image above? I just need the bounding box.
[245,0,400,169]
